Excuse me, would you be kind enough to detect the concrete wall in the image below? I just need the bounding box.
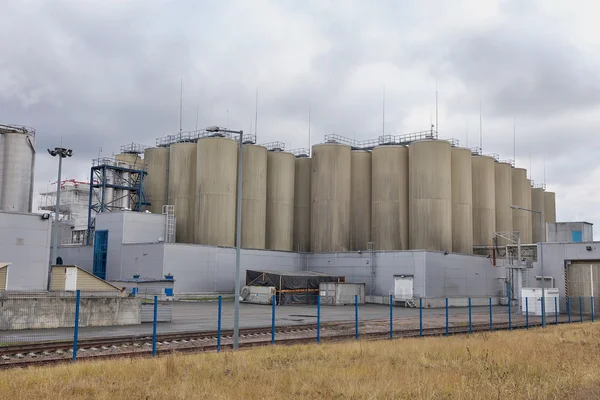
[0,295,141,330]
[0,211,51,290]
[163,244,303,293]
[308,251,503,298]
[122,212,166,244]
[535,241,600,299]
[546,222,593,243]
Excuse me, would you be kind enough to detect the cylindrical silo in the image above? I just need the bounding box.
[143,147,169,214]
[350,150,372,251]
[311,143,351,252]
[371,146,408,250]
[293,157,311,252]
[451,147,473,254]
[409,140,452,251]
[494,162,513,245]
[512,168,532,244]
[525,179,533,242]
[168,143,196,244]
[266,151,295,251]
[471,155,496,247]
[195,137,238,247]
[241,144,267,249]
[115,153,143,210]
[531,187,546,243]
[0,126,36,213]
[544,191,556,228]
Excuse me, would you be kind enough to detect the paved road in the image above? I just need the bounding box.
[0,301,521,344]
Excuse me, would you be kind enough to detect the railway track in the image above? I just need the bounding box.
[0,318,561,370]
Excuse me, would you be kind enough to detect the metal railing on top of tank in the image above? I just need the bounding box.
[120,143,148,154]
[261,141,285,151]
[236,134,256,144]
[0,123,36,136]
[290,148,310,157]
[92,157,147,171]
[498,159,515,167]
[470,147,482,155]
[533,182,547,189]
[155,130,237,147]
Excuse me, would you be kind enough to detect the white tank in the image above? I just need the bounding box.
[0,126,36,213]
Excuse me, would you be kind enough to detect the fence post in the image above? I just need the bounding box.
[317,294,321,344]
[389,294,393,340]
[468,298,472,334]
[580,296,583,323]
[567,296,571,323]
[591,297,595,323]
[555,297,559,325]
[525,297,529,329]
[271,295,276,345]
[508,294,512,331]
[445,298,449,336]
[72,290,81,362]
[217,295,222,352]
[419,297,423,337]
[355,294,359,341]
[489,297,493,332]
[152,295,158,357]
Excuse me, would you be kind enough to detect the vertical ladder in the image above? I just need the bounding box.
[163,205,176,243]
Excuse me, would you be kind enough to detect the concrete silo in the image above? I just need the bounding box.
[311,143,351,252]
[293,157,311,252]
[409,140,452,251]
[494,162,513,245]
[195,137,238,247]
[143,147,169,214]
[266,151,295,251]
[525,180,533,242]
[531,187,546,243]
[512,168,532,243]
[450,147,473,254]
[0,125,36,213]
[371,146,408,250]
[168,143,196,244]
[472,155,496,247]
[350,150,372,251]
[544,191,557,228]
[241,144,267,249]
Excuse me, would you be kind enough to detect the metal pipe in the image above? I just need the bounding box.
[539,211,545,328]
[234,131,243,350]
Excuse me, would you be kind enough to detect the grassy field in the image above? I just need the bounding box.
[2,324,600,399]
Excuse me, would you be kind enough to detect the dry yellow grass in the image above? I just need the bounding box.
[2,324,600,399]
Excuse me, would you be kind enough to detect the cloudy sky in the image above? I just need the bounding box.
[2,0,599,234]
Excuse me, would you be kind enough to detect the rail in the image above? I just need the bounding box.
[261,141,285,151]
[290,148,310,157]
[120,143,148,154]
[0,123,36,136]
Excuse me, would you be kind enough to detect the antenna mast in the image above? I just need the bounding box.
[382,85,386,135]
[195,104,199,134]
[513,117,516,165]
[255,86,259,141]
[435,80,439,138]
[179,78,183,133]
[479,101,482,151]
[308,104,311,155]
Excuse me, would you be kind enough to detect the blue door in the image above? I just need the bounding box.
[572,230,582,242]
[93,230,109,280]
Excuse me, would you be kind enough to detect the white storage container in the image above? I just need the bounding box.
[521,287,559,315]
[320,282,365,306]
[241,286,276,305]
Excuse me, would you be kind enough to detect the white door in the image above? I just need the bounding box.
[65,268,78,291]
[394,276,413,300]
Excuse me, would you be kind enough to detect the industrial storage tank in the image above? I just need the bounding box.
[195,137,238,247]
[266,151,295,251]
[350,150,372,251]
[0,125,36,213]
[293,157,311,252]
[114,153,143,210]
[471,155,496,247]
[241,144,267,249]
[531,187,546,243]
[525,179,533,242]
[409,140,452,251]
[450,147,473,254]
[494,162,513,245]
[143,147,169,214]
[311,143,351,252]
[168,143,196,244]
[544,191,557,228]
[512,168,532,243]
[371,146,408,250]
